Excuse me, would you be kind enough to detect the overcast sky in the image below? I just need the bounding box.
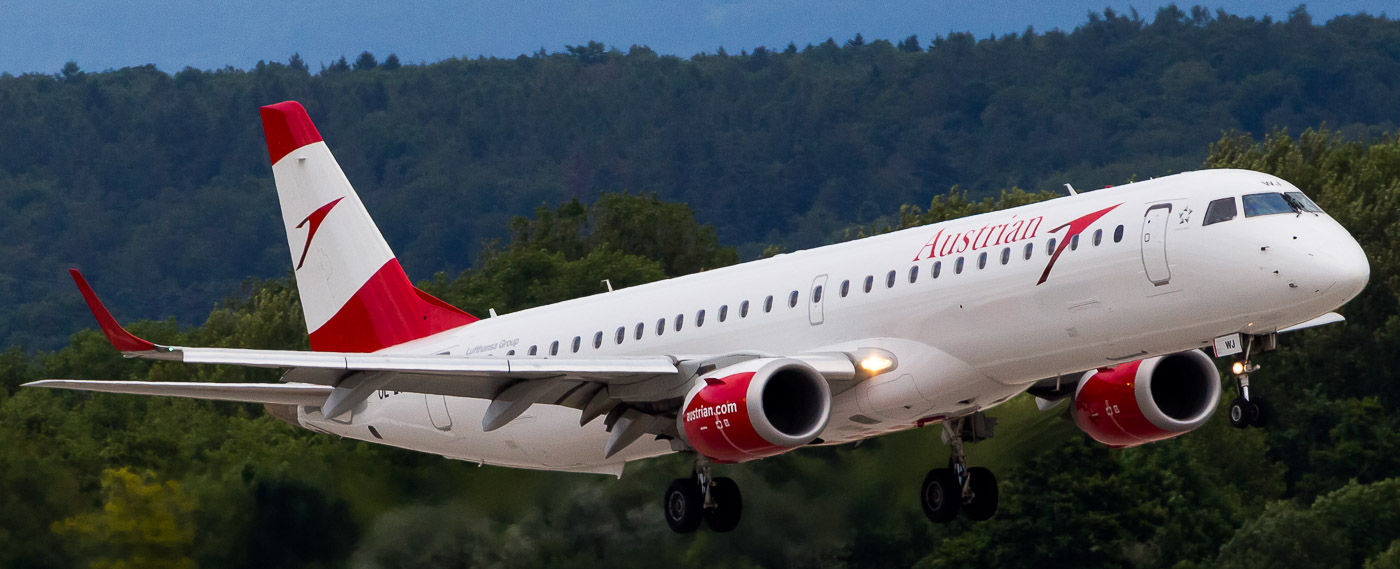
[0,1,1391,75]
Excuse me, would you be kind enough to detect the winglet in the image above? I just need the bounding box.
[68,269,156,352]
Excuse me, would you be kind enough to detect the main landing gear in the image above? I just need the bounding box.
[921,413,999,523]
[664,457,742,533]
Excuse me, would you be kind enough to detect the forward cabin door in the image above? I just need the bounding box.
[1141,204,1172,286]
[809,274,828,325]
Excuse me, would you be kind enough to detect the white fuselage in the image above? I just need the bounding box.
[298,169,1369,476]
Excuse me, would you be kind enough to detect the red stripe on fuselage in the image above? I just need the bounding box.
[308,259,478,352]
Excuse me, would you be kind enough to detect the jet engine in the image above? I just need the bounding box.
[1072,349,1221,448]
[678,358,832,463]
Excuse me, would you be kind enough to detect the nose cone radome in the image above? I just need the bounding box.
[1327,234,1370,304]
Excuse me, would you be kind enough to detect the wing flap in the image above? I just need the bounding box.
[25,380,332,406]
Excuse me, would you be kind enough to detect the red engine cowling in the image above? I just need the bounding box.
[1073,349,1221,448]
[678,358,832,463]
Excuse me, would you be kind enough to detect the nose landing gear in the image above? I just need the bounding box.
[1228,359,1267,428]
[921,413,1000,523]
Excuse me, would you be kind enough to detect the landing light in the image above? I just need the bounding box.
[1232,362,1245,375]
[860,356,894,374]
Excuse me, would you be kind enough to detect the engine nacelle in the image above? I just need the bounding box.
[678,358,833,463]
[1072,349,1221,448]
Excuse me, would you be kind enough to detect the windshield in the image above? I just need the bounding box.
[1243,193,1303,217]
[1285,191,1324,213]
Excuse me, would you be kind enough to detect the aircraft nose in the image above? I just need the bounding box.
[1325,233,1370,302]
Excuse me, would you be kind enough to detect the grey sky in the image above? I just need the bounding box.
[0,1,1391,75]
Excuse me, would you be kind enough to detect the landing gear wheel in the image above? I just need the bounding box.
[921,468,961,523]
[1249,396,1268,428]
[703,477,742,532]
[1228,397,1251,429]
[664,478,703,533]
[962,467,999,521]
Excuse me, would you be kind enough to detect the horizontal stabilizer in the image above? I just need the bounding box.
[25,380,332,406]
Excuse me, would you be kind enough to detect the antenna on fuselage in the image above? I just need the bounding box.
[1064,183,1078,196]
[602,279,614,292]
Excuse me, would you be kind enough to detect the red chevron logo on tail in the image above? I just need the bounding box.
[295,196,344,270]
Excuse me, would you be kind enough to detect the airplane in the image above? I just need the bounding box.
[28,101,1370,533]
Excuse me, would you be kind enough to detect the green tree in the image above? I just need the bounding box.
[54,468,198,569]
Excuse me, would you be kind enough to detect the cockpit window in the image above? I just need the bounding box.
[1285,191,1324,213]
[1242,193,1298,217]
[1204,197,1237,226]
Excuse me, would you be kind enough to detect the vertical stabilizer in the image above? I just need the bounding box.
[259,101,477,352]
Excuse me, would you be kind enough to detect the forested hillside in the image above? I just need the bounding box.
[2,128,1399,568]
[2,6,1399,349]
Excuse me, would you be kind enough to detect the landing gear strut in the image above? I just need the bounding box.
[1228,336,1268,429]
[663,457,742,533]
[921,413,999,523]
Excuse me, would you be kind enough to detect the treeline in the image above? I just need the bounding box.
[2,129,1399,567]
[2,6,1400,349]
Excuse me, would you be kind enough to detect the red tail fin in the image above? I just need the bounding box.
[260,101,478,352]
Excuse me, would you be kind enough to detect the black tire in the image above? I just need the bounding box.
[1228,397,1250,429]
[664,478,703,533]
[703,477,743,532]
[962,467,999,521]
[1249,396,1267,428]
[921,468,961,523]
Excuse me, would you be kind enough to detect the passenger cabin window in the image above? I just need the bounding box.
[696,309,706,327]
[812,285,823,303]
[955,257,965,274]
[977,252,987,269]
[932,261,941,278]
[572,336,581,353]
[656,318,666,336]
[1023,243,1033,260]
[635,323,644,340]
[1001,247,1011,265]
[764,296,774,312]
[788,290,799,307]
[1046,238,1057,256]
[863,276,874,293]
[1204,197,1238,226]
[740,301,750,317]
[674,314,684,332]
[908,266,918,283]
[1243,193,1297,217]
[593,331,603,349]
[840,280,850,297]
[1070,235,1079,251]
[885,270,896,288]
[719,305,728,322]
[1092,229,1102,246]
[616,327,625,344]
[1113,225,1124,243]
[550,341,559,356]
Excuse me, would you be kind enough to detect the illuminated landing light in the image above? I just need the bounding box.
[860,356,894,374]
[1232,361,1260,375]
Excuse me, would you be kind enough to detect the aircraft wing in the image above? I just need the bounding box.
[36,270,857,456]
[25,380,333,406]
